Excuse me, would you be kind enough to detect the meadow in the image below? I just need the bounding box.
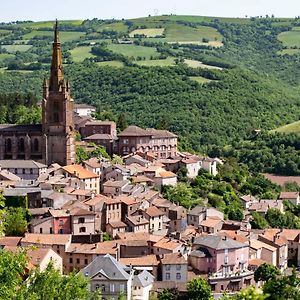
[107,44,160,59]
[272,120,300,134]
[70,46,96,62]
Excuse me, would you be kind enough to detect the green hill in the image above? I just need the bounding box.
[272,120,300,134]
[0,15,300,153]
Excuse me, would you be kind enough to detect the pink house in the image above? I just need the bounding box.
[50,210,71,234]
[190,235,254,292]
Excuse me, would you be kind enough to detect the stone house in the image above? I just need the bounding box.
[279,192,300,206]
[161,253,188,282]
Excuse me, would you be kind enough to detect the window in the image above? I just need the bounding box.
[176,273,181,280]
[33,139,39,152]
[50,227,53,234]
[59,219,64,225]
[30,168,33,174]
[84,259,88,265]
[6,138,12,152]
[69,258,73,263]
[120,284,125,292]
[101,284,106,292]
[110,284,115,292]
[59,229,64,234]
[176,265,181,271]
[18,138,25,152]
[78,217,85,223]
[79,227,86,233]
[166,265,171,271]
[166,273,170,280]
[123,139,129,144]
[39,228,43,233]
[22,168,25,174]
[76,258,80,264]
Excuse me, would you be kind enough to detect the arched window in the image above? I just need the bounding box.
[18,138,25,152]
[34,139,39,152]
[5,138,12,152]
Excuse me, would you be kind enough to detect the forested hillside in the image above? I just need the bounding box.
[0,16,300,174]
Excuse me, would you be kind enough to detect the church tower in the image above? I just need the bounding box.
[42,20,75,166]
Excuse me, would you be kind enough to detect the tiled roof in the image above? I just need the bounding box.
[249,239,277,252]
[120,255,158,266]
[145,206,165,217]
[118,125,152,137]
[84,194,111,206]
[279,192,299,199]
[240,195,257,202]
[161,253,187,265]
[27,248,53,266]
[153,238,182,250]
[194,235,248,250]
[21,233,71,246]
[62,164,99,179]
[0,160,47,169]
[159,171,176,178]
[0,236,22,247]
[126,215,149,226]
[108,221,127,228]
[145,128,177,138]
[66,242,117,255]
[103,180,129,188]
[249,258,267,266]
[200,217,223,228]
[83,157,102,168]
[70,208,95,216]
[84,134,116,140]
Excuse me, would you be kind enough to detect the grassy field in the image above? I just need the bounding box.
[70,46,96,62]
[184,59,223,69]
[189,76,213,84]
[23,30,85,42]
[278,49,300,55]
[16,20,83,29]
[2,45,32,53]
[107,44,160,59]
[97,22,128,32]
[272,120,300,133]
[164,24,222,43]
[129,28,165,37]
[278,28,300,47]
[0,53,14,62]
[131,15,251,25]
[135,57,176,66]
[96,61,124,67]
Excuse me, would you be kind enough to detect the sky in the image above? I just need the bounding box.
[1,0,300,22]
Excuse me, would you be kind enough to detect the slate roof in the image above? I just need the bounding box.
[194,235,248,250]
[0,124,42,133]
[0,160,47,169]
[81,254,130,280]
[118,125,152,137]
[132,270,155,287]
[84,134,116,140]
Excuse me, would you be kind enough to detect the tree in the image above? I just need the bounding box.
[187,277,213,300]
[250,212,269,229]
[4,207,29,236]
[117,112,128,132]
[0,193,6,236]
[157,288,179,300]
[263,270,300,300]
[176,167,188,182]
[220,286,267,300]
[254,263,280,282]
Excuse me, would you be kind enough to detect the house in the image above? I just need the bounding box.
[153,171,177,189]
[0,160,47,180]
[161,253,188,282]
[248,200,284,217]
[106,221,127,238]
[120,255,159,280]
[279,192,300,206]
[131,270,155,300]
[142,206,165,233]
[240,195,258,209]
[27,247,63,273]
[81,254,134,300]
[124,154,151,167]
[83,157,103,176]
[70,208,96,235]
[79,120,116,139]
[126,215,149,233]
[117,126,177,158]
[73,103,96,117]
[152,238,185,255]
[200,217,223,234]
[248,239,277,267]
[103,180,130,196]
[83,134,117,157]
[20,233,72,271]
[62,164,100,194]
[258,231,288,270]
[187,206,224,227]
[179,157,201,178]
[190,235,253,292]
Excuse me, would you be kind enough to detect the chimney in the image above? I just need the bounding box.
[89,233,92,244]
[99,231,103,243]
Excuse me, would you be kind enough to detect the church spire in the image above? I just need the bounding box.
[49,19,64,91]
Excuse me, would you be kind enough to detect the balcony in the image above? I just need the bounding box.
[209,269,254,282]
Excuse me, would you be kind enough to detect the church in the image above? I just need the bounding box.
[0,21,76,166]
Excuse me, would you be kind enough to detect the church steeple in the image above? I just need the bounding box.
[49,20,64,91]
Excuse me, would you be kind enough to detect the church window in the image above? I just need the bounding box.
[6,139,12,152]
[19,138,25,152]
[34,139,39,152]
[53,112,59,122]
